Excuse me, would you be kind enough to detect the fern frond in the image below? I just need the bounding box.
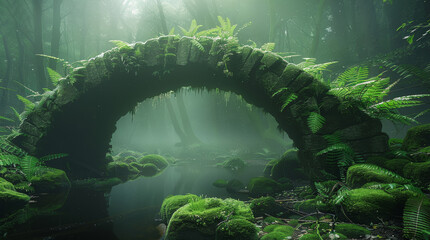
[316,143,352,156]
[0,139,27,158]
[46,67,62,86]
[357,164,410,183]
[20,155,40,178]
[16,95,35,112]
[0,154,20,167]
[281,94,298,111]
[261,43,275,52]
[272,87,288,97]
[403,196,430,240]
[109,40,132,50]
[307,112,326,133]
[9,107,22,123]
[0,116,14,123]
[191,39,204,52]
[39,153,68,162]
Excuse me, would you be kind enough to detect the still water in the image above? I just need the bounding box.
[4,164,264,240]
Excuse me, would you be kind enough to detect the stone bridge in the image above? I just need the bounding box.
[12,36,388,178]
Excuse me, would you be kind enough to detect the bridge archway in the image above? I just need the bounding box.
[13,36,388,178]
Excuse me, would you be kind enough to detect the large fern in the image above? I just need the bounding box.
[307,112,326,134]
[403,196,430,240]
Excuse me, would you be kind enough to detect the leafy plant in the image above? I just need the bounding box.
[403,196,430,240]
[109,40,132,51]
[307,112,326,134]
[46,67,62,86]
[328,66,430,124]
[316,133,359,180]
[272,87,298,111]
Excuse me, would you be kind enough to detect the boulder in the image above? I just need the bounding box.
[215,219,258,240]
[334,223,370,239]
[247,177,289,196]
[402,124,430,152]
[346,164,410,188]
[166,198,254,240]
[0,177,30,216]
[30,167,71,193]
[106,161,139,180]
[139,154,169,170]
[160,194,201,223]
[403,161,430,186]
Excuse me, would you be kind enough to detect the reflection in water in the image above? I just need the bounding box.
[108,165,262,240]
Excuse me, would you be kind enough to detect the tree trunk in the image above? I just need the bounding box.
[49,0,63,70]
[176,93,201,144]
[309,0,327,57]
[33,0,46,91]
[0,35,12,113]
[165,98,188,145]
[156,0,168,34]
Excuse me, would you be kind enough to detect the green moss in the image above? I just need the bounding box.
[294,198,333,213]
[215,219,258,240]
[160,194,201,223]
[140,163,160,177]
[213,179,228,188]
[402,123,430,151]
[260,231,288,240]
[226,179,244,193]
[388,138,403,150]
[72,177,122,192]
[264,216,282,224]
[403,161,430,186]
[139,154,169,170]
[166,198,254,240]
[299,233,320,240]
[3,172,26,185]
[249,196,277,217]
[106,161,139,179]
[123,156,138,163]
[342,188,397,224]
[334,223,370,238]
[248,177,283,195]
[383,158,411,174]
[219,158,246,171]
[413,146,430,162]
[263,224,294,235]
[0,178,30,215]
[288,219,299,227]
[346,164,409,188]
[29,168,71,193]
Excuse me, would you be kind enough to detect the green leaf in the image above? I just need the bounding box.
[17,95,35,112]
[0,116,14,123]
[403,196,430,240]
[281,94,298,111]
[307,112,326,134]
[47,67,62,86]
[39,153,68,162]
[10,107,22,122]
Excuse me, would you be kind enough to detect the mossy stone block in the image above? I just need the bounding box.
[402,123,430,152]
[215,219,258,240]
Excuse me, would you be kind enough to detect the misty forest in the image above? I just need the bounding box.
[1,0,430,239]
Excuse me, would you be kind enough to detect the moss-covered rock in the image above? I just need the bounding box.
[139,154,168,170]
[122,155,138,163]
[346,164,410,188]
[226,179,244,193]
[166,198,254,240]
[412,146,430,162]
[249,196,279,217]
[403,161,430,186]
[334,223,370,239]
[260,231,288,240]
[341,188,397,224]
[116,150,143,159]
[263,224,294,235]
[0,178,30,215]
[293,198,333,213]
[288,219,299,227]
[383,158,411,174]
[3,172,26,185]
[215,219,258,240]
[106,161,139,179]
[402,124,430,152]
[160,194,201,223]
[218,157,246,171]
[72,177,122,192]
[140,163,160,177]
[247,177,285,196]
[29,168,71,193]
[213,179,228,188]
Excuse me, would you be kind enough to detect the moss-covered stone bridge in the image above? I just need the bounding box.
[12,36,388,178]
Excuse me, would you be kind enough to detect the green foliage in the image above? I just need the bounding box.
[46,67,62,86]
[179,19,203,37]
[109,40,132,50]
[261,42,275,52]
[403,196,430,240]
[397,18,430,44]
[317,133,358,180]
[0,154,20,167]
[298,58,338,82]
[16,95,35,112]
[307,112,326,134]
[328,66,430,124]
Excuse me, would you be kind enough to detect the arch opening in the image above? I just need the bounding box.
[12,36,388,179]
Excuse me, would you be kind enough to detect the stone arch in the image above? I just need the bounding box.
[12,36,388,178]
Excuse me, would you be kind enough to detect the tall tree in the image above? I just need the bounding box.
[49,0,63,70]
[33,0,47,90]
